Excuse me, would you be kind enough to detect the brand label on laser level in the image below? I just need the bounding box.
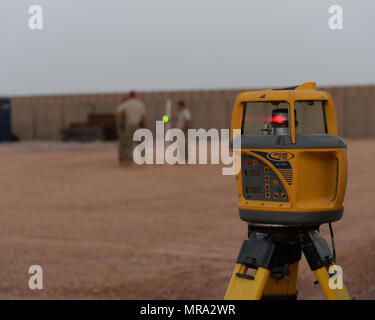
[266,152,294,161]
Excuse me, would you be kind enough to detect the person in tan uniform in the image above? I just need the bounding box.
[115,91,147,165]
[175,100,191,159]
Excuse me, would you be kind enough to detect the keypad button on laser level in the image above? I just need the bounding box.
[252,159,258,166]
[281,193,287,200]
[265,192,271,199]
[273,193,279,200]
[265,183,270,191]
[264,175,270,182]
[264,166,269,173]
[273,179,278,186]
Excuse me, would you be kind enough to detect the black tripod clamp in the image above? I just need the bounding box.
[236,226,335,273]
[302,230,335,270]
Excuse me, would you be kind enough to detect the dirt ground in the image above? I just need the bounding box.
[0,139,374,300]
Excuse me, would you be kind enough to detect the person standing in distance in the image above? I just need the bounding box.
[115,90,147,166]
[175,100,192,160]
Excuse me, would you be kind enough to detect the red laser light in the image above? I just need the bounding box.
[272,114,287,124]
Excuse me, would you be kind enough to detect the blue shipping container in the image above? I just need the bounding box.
[0,98,12,141]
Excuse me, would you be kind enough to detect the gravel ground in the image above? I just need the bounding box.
[0,139,374,299]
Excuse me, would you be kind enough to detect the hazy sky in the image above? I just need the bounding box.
[0,0,374,96]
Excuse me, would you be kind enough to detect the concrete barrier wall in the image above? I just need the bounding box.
[10,85,375,140]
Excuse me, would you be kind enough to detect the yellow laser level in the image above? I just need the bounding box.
[225,82,351,300]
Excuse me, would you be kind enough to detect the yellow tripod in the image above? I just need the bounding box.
[225,226,351,300]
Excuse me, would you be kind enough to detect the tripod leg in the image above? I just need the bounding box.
[225,263,270,300]
[225,237,277,300]
[303,230,351,300]
[314,264,350,300]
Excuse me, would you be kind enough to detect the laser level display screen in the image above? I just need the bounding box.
[244,169,260,177]
[245,186,263,194]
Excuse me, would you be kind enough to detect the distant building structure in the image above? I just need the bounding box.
[8,85,375,140]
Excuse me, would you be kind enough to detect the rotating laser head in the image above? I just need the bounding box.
[268,107,298,136]
[230,82,348,226]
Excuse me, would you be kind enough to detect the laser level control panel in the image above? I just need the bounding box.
[242,155,289,202]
